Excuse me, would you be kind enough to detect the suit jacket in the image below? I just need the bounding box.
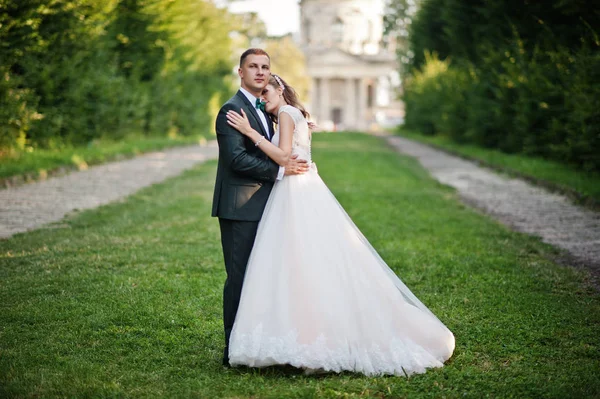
[211,90,279,221]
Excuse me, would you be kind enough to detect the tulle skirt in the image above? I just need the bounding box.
[229,165,455,376]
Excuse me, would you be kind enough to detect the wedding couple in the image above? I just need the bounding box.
[211,48,455,376]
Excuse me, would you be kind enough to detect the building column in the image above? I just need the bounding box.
[357,78,367,130]
[345,78,356,129]
[310,78,319,117]
[319,78,331,125]
[371,78,379,129]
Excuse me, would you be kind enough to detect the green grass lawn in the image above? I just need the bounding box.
[1,134,598,398]
[0,135,207,183]
[396,129,600,207]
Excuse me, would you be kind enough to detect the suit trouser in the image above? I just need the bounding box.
[218,218,260,360]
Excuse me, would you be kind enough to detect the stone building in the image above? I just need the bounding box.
[300,0,403,131]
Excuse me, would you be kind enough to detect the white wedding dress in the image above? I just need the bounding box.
[229,105,455,376]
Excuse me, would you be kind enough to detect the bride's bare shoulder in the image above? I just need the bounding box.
[281,105,304,118]
[279,104,297,113]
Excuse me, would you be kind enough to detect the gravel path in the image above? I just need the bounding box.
[3,135,599,281]
[0,142,218,239]
[385,135,600,277]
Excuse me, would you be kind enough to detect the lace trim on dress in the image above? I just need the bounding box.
[229,323,444,376]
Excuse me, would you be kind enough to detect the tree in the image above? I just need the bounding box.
[0,0,236,151]
[397,0,600,171]
[383,0,421,74]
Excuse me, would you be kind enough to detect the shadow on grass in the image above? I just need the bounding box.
[226,364,379,381]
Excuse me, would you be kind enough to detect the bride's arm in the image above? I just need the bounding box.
[226,109,293,167]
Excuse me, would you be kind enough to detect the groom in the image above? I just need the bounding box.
[211,48,309,366]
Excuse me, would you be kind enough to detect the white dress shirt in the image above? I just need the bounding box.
[239,87,285,180]
[239,87,270,139]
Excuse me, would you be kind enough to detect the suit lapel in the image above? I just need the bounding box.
[235,90,269,138]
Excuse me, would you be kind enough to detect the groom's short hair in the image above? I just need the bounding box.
[240,48,270,67]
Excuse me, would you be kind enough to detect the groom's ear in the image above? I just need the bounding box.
[237,67,243,78]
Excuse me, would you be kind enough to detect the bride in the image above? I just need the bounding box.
[225,74,455,376]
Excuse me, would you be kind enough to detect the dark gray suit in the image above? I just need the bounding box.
[212,90,278,364]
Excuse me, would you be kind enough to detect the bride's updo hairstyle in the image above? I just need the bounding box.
[269,74,310,123]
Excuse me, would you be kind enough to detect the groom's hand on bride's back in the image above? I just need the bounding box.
[284,154,310,176]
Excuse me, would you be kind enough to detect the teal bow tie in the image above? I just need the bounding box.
[255,98,266,112]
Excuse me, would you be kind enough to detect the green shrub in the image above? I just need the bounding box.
[0,0,234,153]
[400,0,600,172]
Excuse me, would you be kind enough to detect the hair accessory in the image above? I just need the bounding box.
[273,75,285,91]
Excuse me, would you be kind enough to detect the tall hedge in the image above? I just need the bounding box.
[0,0,234,153]
[395,0,600,172]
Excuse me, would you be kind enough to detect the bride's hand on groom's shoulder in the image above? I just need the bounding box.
[226,109,252,136]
